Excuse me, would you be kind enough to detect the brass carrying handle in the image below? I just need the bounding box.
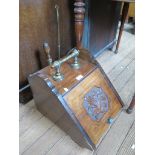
[52,49,79,68]
[43,42,79,68]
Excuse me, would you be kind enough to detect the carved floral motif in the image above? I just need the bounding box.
[83,87,109,121]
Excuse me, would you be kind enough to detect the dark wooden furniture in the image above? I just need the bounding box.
[74,0,85,50]
[113,0,135,53]
[82,0,122,57]
[126,94,135,114]
[28,53,123,150]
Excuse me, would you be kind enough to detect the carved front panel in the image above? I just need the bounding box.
[83,87,109,121]
[64,68,122,145]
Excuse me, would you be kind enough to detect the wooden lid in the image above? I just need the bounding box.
[37,58,96,95]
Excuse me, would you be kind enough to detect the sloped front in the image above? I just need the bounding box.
[64,68,122,145]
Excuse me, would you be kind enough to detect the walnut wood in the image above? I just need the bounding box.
[126,94,135,114]
[64,68,122,145]
[29,58,123,149]
[74,0,85,49]
[28,71,93,150]
[115,2,129,53]
[34,58,96,95]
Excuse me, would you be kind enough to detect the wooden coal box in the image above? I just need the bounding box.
[28,55,123,150]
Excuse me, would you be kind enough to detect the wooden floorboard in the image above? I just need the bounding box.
[119,75,135,106]
[95,110,135,155]
[113,60,135,93]
[19,100,35,120]
[19,117,54,154]
[19,31,135,155]
[97,31,134,75]
[22,125,66,155]
[98,48,134,75]
[107,52,134,82]
[116,122,135,155]
[46,135,92,155]
[19,106,43,136]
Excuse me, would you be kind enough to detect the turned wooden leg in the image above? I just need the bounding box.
[115,2,129,54]
[126,94,135,114]
[74,0,85,50]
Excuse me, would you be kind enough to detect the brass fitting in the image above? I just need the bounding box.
[43,43,80,82]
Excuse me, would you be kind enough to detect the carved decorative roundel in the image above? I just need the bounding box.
[83,87,109,121]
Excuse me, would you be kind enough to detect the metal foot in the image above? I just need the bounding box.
[71,56,81,69]
[126,94,135,114]
[114,49,118,54]
[126,108,133,114]
[108,47,113,51]
[71,63,81,69]
[52,73,64,82]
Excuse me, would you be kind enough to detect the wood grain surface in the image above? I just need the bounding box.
[87,0,121,57]
[74,0,85,49]
[29,57,123,148]
[64,68,122,145]
[35,58,96,95]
